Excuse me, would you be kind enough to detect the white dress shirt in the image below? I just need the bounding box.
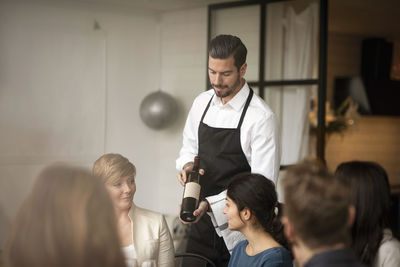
[122,244,137,267]
[176,82,280,184]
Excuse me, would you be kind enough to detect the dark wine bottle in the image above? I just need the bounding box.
[180,156,201,222]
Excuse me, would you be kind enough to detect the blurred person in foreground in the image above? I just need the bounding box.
[93,153,174,267]
[281,160,363,267]
[336,161,400,267]
[224,173,292,267]
[3,164,126,267]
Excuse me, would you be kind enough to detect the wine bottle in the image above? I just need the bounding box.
[180,156,201,222]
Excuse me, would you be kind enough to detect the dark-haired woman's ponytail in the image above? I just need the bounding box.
[271,203,290,250]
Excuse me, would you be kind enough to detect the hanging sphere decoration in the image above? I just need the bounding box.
[139,90,178,130]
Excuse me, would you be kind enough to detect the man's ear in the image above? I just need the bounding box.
[240,63,247,78]
[281,216,295,242]
[347,205,356,227]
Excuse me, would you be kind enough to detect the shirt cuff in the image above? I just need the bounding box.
[176,155,196,171]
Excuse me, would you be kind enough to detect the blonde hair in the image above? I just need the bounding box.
[3,164,126,267]
[93,153,136,185]
[282,160,351,249]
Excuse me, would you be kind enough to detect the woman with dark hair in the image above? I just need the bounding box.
[336,161,400,267]
[223,173,292,267]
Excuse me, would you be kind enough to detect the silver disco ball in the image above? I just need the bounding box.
[139,90,178,130]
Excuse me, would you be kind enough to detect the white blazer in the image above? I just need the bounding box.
[129,205,175,267]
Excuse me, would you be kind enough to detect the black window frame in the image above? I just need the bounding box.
[206,0,328,167]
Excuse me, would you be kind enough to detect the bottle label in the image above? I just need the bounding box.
[183,182,201,199]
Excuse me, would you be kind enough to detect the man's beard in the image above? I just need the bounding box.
[212,76,242,98]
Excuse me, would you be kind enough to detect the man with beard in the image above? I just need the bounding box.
[176,34,280,266]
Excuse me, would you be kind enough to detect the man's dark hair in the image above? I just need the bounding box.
[209,34,247,70]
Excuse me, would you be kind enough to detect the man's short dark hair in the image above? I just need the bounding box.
[209,34,247,70]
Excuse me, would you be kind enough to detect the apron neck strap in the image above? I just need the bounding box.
[200,94,213,123]
[237,88,253,129]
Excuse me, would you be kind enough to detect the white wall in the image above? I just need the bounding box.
[0,1,270,247]
[0,0,166,246]
[156,6,209,213]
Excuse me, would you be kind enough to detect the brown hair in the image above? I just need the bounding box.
[93,153,136,185]
[282,160,352,249]
[3,164,126,267]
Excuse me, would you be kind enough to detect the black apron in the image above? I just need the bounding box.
[186,89,253,267]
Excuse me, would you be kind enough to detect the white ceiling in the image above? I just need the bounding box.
[10,0,400,36]
[67,0,243,11]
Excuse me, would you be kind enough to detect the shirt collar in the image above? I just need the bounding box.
[211,82,250,111]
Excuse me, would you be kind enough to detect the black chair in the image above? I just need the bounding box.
[175,253,217,267]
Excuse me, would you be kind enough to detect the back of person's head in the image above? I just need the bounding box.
[227,173,289,249]
[335,161,391,265]
[282,160,352,249]
[93,153,136,184]
[3,164,126,267]
[209,34,247,70]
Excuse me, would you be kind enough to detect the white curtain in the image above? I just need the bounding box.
[264,3,318,165]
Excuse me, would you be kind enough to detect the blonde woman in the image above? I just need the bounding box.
[3,164,126,267]
[93,153,175,267]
